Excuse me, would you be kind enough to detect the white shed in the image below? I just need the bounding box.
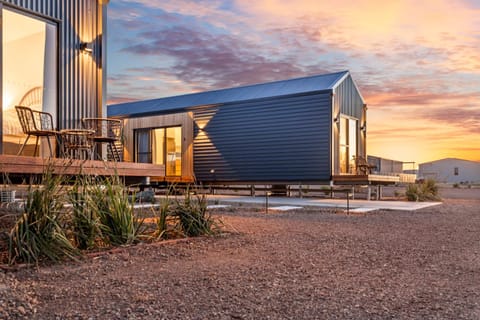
[418,158,480,184]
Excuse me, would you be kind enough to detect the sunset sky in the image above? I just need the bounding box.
[107,0,480,166]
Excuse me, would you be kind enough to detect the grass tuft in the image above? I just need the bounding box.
[8,166,79,265]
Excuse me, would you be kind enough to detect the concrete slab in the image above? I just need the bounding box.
[206,195,442,211]
[207,204,231,209]
[269,206,303,211]
[347,207,378,213]
[133,203,160,209]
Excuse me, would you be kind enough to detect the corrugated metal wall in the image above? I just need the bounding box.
[336,74,364,119]
[2,0,104,129]
[332,74,366,174]
[193,93,332,182]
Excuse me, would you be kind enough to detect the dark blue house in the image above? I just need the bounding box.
[108,70,367,184]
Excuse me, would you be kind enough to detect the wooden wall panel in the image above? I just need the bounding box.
[122,112,194,181]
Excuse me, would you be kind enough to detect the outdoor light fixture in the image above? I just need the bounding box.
[333,116,340,124]
[361,124,367,132]
[80,42,93,53]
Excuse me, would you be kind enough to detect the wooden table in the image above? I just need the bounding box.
[60,129,95,159]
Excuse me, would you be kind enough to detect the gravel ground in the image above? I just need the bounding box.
[1,188,479,319]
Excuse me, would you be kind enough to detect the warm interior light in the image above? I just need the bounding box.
[2,91,13,109]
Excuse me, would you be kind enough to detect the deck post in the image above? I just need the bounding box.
[367,186,371,201]
[376,185,383,200]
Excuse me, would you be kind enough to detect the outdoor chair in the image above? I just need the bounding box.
[354,155,377,175]
[15,106,59,157]
[81,118,123,161]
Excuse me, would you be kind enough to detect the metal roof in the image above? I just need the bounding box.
[108,70,350,117]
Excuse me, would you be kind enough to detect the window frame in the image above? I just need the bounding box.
[0,4,59,154]
[339,114,358,174]
[134,125,182,177]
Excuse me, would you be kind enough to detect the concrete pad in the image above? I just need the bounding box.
[269,206,303,211]
[207,195,442,211]
[347,207,378,213]
[207,204,231,209]
[133,203,160,209]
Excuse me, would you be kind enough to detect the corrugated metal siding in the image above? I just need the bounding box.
[332,74,366,174]
[2,0,103,129]
[335,74,363,119]
[193,92,332,182]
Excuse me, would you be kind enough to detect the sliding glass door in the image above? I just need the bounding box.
[135,126,182,176]
[1,7,57,155]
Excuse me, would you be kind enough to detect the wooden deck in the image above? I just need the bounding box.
[0,155,166,178]
[333,174,400,185]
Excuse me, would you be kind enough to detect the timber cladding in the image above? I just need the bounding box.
[122,112,194,182]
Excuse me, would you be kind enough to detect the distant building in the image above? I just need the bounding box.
[418,158,480,184]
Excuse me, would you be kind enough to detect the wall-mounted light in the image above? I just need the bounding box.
[333,116,341,124]
[80,42,93,54]
[360,123,367,132]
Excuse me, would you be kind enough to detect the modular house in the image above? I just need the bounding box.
[109,70,371,184]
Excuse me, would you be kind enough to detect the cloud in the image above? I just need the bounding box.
[107,0,480,163]
[121,25,308,90]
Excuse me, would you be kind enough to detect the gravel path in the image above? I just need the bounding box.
[1,192,479,319]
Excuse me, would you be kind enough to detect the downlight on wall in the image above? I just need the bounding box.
[80,42,93,54]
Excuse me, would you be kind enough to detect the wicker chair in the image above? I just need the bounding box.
[15,106,59,157]
[81,118,123,161]
[354,155,377,175]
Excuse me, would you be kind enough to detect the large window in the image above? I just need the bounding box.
[135,126,182,176]
[1,7,57,155]
[339,116,358,174]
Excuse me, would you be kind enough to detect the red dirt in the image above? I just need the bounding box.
[0,187,479,319]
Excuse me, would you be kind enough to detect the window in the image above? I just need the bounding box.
[454,167,459,176]
[1,8,57,155]
[339,116,358,174]
[135,126,182,176]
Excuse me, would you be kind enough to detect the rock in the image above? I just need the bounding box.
[17,305,26,315]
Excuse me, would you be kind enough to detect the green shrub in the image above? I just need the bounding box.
[175,194,210,237]
[68,176,103,250]
[406,179,440,202]
[90,176,144,246]
[155,196,170,239]
[152,185,220,238]
[9,168,79,265]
